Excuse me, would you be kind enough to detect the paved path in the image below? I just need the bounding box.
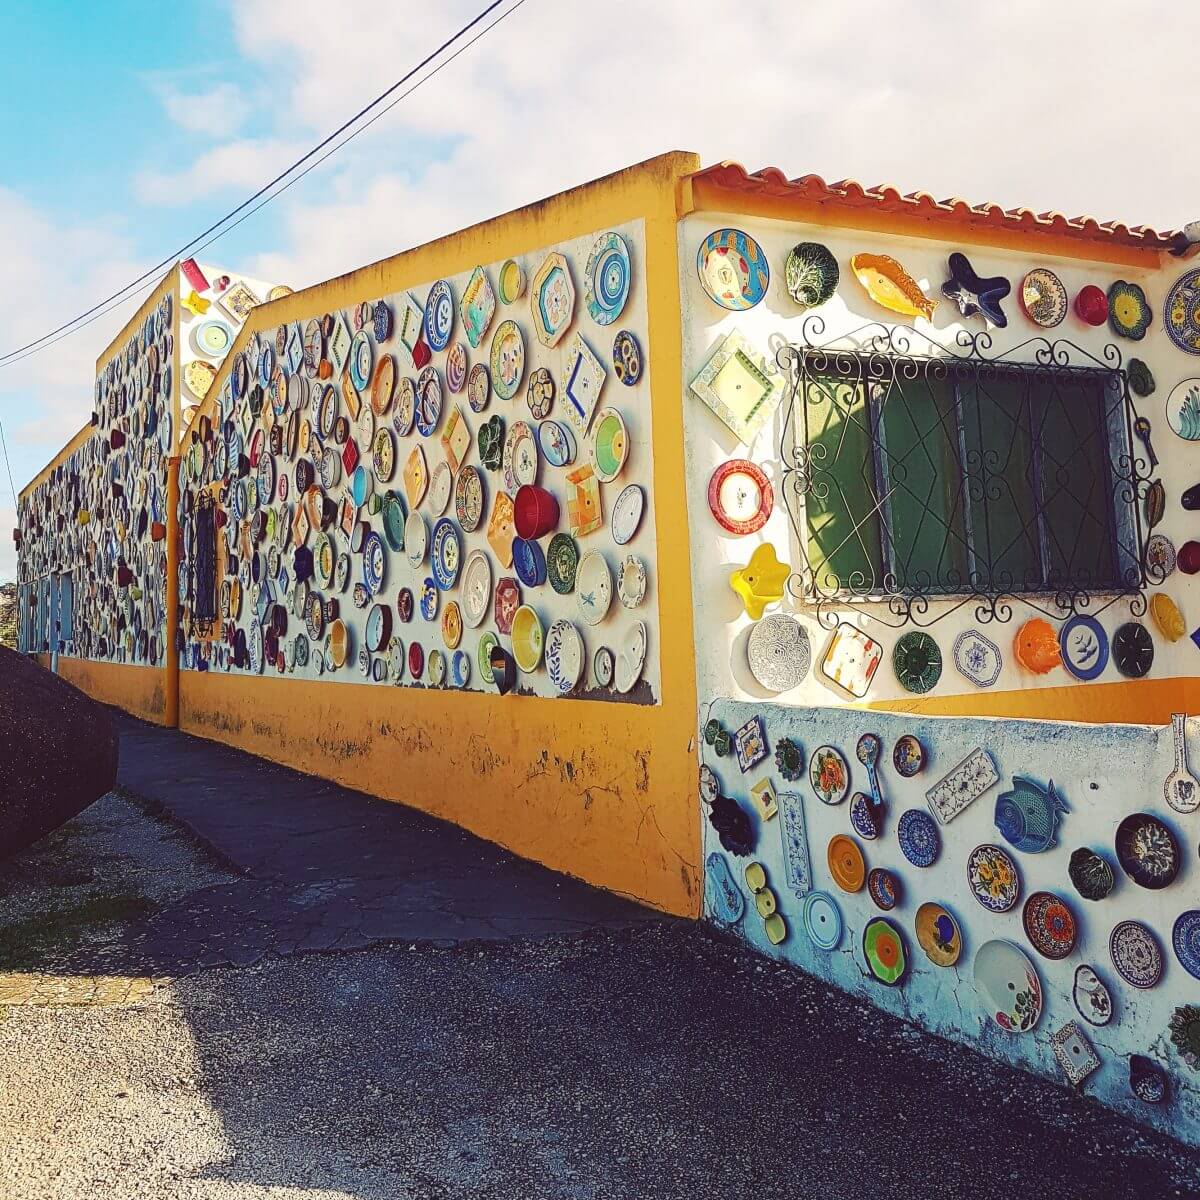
[0,718,1196,1198]
[113,714,659,974]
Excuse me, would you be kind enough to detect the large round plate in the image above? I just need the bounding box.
[801,890,842,951]
[1110,919,1165,989]
[747,613,810,692]
[974,940,1043,1032]
[1115,812,1179,889]
[1022,891,1078,960]
[191,320,232,358]
[502,420,538,493]
[423,280,455,352]
[915,902,961,967]
[708,460,772,535]
[428,460,453,516]
[589,407,628,484]
[545,619,584,694]
[611,484,645,546]
[584,231,631,326]
[827,834,865,893]
[897,808,940,868]
[575,550,613,626]
[489,319,525,400]
[1164,267,1200,355]
[461,550,492,628]
[862,917,906,986]
[966,844,1020,913]
[431,518,461,589]
[696,228,769,311]
[809,745,849,805]
[1058,614,1108,681]
[1172,910,1200,980]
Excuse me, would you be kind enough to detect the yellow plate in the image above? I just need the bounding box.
[1151,592,1185,642]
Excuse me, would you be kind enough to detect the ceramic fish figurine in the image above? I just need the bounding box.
[850,253,937,321]
[994,776,1069,853]
[941,252,1011,328]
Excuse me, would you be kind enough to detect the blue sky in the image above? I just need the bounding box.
[3,0,1199,581]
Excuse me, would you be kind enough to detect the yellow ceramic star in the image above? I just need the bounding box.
[182,289,211,317]
[729,543,790,620]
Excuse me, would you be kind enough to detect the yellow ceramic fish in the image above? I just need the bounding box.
[850,253,938,321]
[1151,592,1185,642]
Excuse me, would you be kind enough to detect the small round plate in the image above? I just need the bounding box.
[1059,615,1109,681]
[708,460,772,535]
[428,461,453,516]
[545,618,584,694]
[1172,910,1200,980]
[697,228,769,311]
[593,646,614,688]
[576,550,613,626]
[867,868,901,911]
[893,631,942,693]
[416,366,443,437]
[404,511,428,568]
[451,648,471,688]
[423,280,455,352]
[547,533,580,594]
[1022,891,1078,960]
[431,517,461,589]
[747,613,810,692]
[590,407,628,484]
[892,734,925,777]
[1019,268,1067,329]
[613,330,642,385]
[618,554,647,609]
[446,341,468,393]
[1115,811,1180,889]
[862,916,906,985]
[584,231,631,326]
[1110,919,1165,989]
[809,745,849,805]
[801,890,842,951]
[454,465,485,532]
[538,419,576,468]
[461,550,492,628]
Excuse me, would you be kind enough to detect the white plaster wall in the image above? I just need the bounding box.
[702,699,1200,1145]
[679,210,1197,709]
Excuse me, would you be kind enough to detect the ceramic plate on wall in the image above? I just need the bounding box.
[809,745,849,805]
[708,460,772,535]
[696,228,769,311]
[746,613,810,692]
[801,890,842,951]
[1110,919,1164,989]
[915,902,962,967]
[611,484,645,546]
[545,619,584,694]
[966,843,1020,912]
[576,550,613,626]
[974,939,1042,1032]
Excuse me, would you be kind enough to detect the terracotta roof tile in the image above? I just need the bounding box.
[689,162,1179,252]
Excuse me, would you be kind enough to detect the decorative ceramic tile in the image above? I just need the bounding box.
[777,791,813,899]
[1051,1021,1100,1086]
[562,332,606,436]
[688,330,781,444]
[734,715,768,773]
[750,777,778,821]
[926,748,999,825]
[818,622,882,699]
[952,630,1002,687]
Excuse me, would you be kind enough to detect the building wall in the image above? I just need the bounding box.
[173,153,702,915]
[680,203,1200,1141]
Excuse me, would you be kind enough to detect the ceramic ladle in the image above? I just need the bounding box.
[1165,712,1200,815]
[856,733,884,807]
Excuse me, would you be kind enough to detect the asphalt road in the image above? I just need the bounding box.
[0,719,1196,1199]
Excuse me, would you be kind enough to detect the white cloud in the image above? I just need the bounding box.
[134,136,305,205]
[160,81,251,138]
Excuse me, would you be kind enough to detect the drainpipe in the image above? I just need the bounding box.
[164,454,180,728]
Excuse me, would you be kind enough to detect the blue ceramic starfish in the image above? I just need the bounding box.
[941,252,1011,328]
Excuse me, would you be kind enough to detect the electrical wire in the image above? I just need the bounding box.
[0,416,18,508]
[0,0,523,371]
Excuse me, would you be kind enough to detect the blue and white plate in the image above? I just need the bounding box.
[512,536,547,588]
[349,329,373,392]
[362,532,385,595]
[1172,910,1200,980]
[802,890,842,951]
[431,517,461,590]
[423,280,455,352]
[849,792,879,840]
[897,807,940,868]
[416,366,443,437]
[584,232,631,326]
[706,852,746,926]
[420,577,439,621]
[1059,615,1109,681]
[451,649,472,688]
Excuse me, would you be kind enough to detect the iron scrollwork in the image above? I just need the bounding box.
[776,319,1160,631]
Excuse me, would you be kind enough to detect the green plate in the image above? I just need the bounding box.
[893,631,942,694]
[547,532,580,594]
[478,631,499,684]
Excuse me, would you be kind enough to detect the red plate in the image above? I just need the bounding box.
[708,459,773,535]
[408,640,425,679]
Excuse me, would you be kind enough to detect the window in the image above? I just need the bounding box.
[794,350,1139,603]
[190,490,218,636]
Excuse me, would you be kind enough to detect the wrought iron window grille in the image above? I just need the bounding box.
[190,490,218,638]
[776,319,1160,631]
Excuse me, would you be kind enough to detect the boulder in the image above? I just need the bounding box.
[0,648,118,860]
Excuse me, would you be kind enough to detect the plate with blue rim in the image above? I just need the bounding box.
[1059,615,1109,681]
[802,890,842,951]
[423,280,455,352]
[897,807,940,868]
[431,517,461,590]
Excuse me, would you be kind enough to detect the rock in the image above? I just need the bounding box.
[0,647,118,860]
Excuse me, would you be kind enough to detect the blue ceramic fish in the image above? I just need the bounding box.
[994,776,1068,853]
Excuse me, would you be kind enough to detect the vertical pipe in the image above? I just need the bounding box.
[164,454,180,728]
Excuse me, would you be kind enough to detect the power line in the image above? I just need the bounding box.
[0,0,521,371]
[0,417,17,509]
[0,0,528,378]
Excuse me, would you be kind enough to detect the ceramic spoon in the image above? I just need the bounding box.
[1165,712,1200,814]
[856,733,884,806]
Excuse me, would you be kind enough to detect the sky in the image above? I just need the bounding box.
[2,0,1198,581]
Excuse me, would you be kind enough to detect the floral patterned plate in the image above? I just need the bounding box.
[809,745,849,805]
[966,843,1021,913]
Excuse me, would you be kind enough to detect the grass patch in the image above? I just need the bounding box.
[0,891,155,971]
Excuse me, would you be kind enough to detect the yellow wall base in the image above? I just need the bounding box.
[45,657,169,726]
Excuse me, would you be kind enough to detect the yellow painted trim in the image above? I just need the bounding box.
[19,422,93,499]
[862,676,1192,727]
[51,657,169,726]
[95,269,176,374]
[684,179,1164,270]
[164,456,181,728]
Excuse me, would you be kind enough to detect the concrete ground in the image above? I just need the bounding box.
[0,718,1197,1199]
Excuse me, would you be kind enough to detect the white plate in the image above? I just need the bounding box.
[618,554,647,609]
[405,511,428,568]
[461,550,492,627]
[545,619,584,694]
[615,621,648,693]
[428,460,453,515]
[575,550,613,626]
[611,483,644,546]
